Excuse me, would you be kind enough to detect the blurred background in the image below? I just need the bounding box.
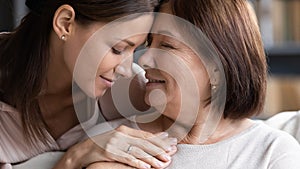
[0,0,299,119]
[0,0,28,32]
[250,0,300,118]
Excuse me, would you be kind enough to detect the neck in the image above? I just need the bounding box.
[139,111,253,145]
[165,116,253,145]
[38,32,74,119]
[196,118,253,144]
[43,32,73,95]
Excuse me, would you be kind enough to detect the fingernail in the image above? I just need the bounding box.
[155,161,164,168]
[159,132,169,137]
[142,163,151,169]
[163,154,171,161]
[172,145,177,150]
[167,146,172,151]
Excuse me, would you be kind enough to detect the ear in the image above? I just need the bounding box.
[52,5,76,40]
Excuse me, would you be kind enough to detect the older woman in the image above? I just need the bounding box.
[87,0,300,168]
[0,0,178,168]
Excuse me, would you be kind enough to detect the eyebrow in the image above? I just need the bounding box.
[156,30,176,37]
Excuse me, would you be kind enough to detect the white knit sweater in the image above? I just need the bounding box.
[167,121,300,169]
[10,114,300,169]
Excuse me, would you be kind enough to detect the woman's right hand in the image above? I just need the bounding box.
[53,125,177,169]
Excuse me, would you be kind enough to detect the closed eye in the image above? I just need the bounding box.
[160,42,176,49]
[112,47,122,55]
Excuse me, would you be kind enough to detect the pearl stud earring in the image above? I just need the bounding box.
[61,35,66,40]
[211,85,217,90]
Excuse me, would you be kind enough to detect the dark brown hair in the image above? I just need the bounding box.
[0,0,158,147]
[164,0,267,119]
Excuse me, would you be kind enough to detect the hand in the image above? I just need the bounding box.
[86,162,136,169]
[53,125,177,169]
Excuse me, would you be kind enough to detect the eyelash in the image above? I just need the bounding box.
[160,42,176,49]
[112,48,122,55]
[145,40,175,50]
[146,35,176,49]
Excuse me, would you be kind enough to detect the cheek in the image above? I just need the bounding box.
[165,77,180,102]
[96,54,121,74]
[145,75,179,107]
[198,82,211,101]
[194,70,211,103]
[69,45,114,98]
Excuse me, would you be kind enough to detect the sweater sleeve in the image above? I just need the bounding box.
[0,163,12,169]
[265,111,300,143]
[268,132,300,169]
[268,152,300,169]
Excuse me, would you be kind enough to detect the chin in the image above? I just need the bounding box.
[94,88,108,98]
[161,111,177,120]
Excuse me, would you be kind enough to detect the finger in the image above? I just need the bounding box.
[87,162,136,169]
[163,136,178,147]
[116,125,155,139]
[144,135,177,162]
[128,138,171,162]
[115,126,175,162]
[128,146,170,169]
[148,133,178,151]
[166,145,177,156]
[117,126,176,152]
[108,149,152,169]
[116,126,177,152]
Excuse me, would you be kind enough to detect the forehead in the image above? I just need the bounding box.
[159,1,173,14]
[84,14,154,47]
[151,2,187,41]
[113,14,155,36]
[152,16,181,41]
[98,14,155,39]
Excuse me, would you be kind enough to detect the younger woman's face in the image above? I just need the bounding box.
[63,14,154,98]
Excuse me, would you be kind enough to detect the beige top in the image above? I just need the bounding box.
[0,100,99,168]
[0,31,98,167]
[0,63,146,169]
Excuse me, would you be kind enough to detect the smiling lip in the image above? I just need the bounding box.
[147,79,166,83]
[145,73,166,88]
[100,75,114,87]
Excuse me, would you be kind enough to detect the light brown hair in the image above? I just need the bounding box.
[164,0,267,119]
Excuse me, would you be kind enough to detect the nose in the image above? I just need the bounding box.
[138,48,156,69]
[115,54,133,78]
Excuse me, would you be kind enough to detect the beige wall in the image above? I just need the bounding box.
[258,76,300,119]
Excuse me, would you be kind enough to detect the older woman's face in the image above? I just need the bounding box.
[139,0,217,126]
[138,2,212,125]
[139,32,212,124]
